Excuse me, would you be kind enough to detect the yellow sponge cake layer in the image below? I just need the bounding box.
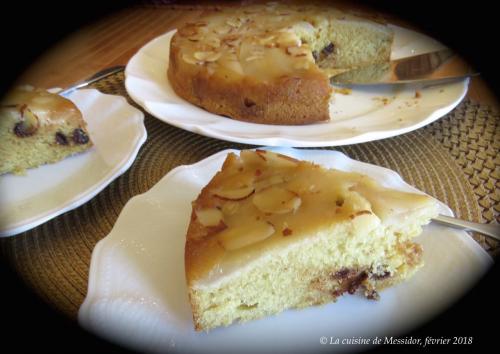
[185,150,438,331]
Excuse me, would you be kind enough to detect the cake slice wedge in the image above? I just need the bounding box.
[185,150,438,331]
[0,87,93,175]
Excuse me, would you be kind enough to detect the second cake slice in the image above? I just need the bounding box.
[185,150,438,331]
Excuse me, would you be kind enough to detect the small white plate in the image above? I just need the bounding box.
[79,148,492,354]
[125,27,468,147]
[0,89,146,237]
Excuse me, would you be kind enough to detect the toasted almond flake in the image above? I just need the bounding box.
[214,185,255,200]
[258,35,275,46]
[214,25,231,35]
[217,221,275,250]
[278,33,302,47]
[205,37,221,48]
[194,51,221,62]
[182,53,199,65]
[253,187,302,214]
[245,54,264,62]
[349,210,373,219]
[226,18,242,28]
[195,208,224,227]
[225,39,241,47]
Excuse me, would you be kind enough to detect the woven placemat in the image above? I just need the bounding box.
[0,72,498,319]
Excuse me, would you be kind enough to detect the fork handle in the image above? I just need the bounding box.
[58,65,125,96]
[433,214,500,241]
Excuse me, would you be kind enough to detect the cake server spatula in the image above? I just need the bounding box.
[58,65,125,97]
[330,49,478,85]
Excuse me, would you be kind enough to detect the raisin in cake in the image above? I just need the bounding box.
[0,87,93,175]
[168,3,393,125]
[185,150,438,331]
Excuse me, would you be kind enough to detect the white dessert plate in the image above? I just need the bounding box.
[0,89,146,237]
[79,148,492,354]
[125,26,468,147]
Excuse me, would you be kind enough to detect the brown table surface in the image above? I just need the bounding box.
[1,1,498,351]
[13,3,500,110]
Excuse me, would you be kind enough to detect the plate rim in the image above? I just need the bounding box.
[0,88,147,237]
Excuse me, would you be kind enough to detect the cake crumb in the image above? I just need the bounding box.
[334,87,352,95]
[372,97,391,105]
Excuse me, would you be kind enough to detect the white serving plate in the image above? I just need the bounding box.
[79,147,492,354]
[125,26,467,147]
[0,89,147,237]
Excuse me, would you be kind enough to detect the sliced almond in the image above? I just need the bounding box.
[350,211,381,235]
[225,38,241,48]
[182,53,199,65]
[223,34,242,48]
[245,55,264,61]
[255,150,299,168]
[195,208,224,227]
[194,51,222,62]
[214,25,231,35]
[240,150,267,166]
[214,185,255,200]
[254,174,286,192]
[213,171,255,200]
[253,187,302,214]
[226,18,243,28]
[205,36,221,48]
[217,221,275,250]
[278,31,302,47]
[258,35,275,46]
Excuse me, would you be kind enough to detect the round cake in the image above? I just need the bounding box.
[168,3,393,125]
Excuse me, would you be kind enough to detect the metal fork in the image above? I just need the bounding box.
[432,215,500,240]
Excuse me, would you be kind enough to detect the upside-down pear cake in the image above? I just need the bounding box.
[185,150,438,331]
[168,3,393,125]
[0,87,93,175]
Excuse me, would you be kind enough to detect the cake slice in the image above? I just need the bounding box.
[0,87,93,175]
[185,150,438,331]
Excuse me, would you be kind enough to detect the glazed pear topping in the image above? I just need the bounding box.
[252,187,301,214]
[195,150,434,252]
[175,4,326,80]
